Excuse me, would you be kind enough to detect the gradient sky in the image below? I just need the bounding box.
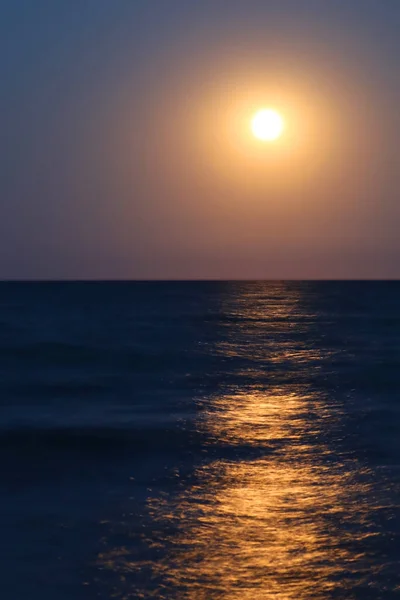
[1,0,399,279]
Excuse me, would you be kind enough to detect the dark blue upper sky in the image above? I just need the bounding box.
[1,1,399,279]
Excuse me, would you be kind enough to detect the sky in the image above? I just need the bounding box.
[1,0,399,279]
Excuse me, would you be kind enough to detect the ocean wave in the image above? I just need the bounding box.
[0,341,207,370]
[0,424,196,458]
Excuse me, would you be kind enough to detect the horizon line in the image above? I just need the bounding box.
[0,278,399,283]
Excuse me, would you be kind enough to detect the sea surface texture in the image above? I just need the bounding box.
[1,281,400,599]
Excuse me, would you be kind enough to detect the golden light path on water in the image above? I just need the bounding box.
[137,396,372,600]
[94,284,384,599]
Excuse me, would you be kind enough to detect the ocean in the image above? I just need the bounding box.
[1,281,400,599]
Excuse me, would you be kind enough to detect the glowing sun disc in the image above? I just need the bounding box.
[251,109,284,141]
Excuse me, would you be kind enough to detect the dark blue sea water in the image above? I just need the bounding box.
[1,281,400,599]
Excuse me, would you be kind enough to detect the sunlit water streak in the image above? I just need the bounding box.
[1,282,400,598]
[92,283,400,599]
[95,383,390,600]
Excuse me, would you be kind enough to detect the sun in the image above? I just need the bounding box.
[251,109,285,141]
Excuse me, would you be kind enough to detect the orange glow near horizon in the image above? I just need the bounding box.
[109,52,388,279]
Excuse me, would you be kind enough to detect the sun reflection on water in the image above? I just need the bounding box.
[93,284,383,599]
[95,388,374,599]
[198,390,327,446]
[136,391,371,599]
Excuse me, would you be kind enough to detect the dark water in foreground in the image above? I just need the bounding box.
[1,281,400,599]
